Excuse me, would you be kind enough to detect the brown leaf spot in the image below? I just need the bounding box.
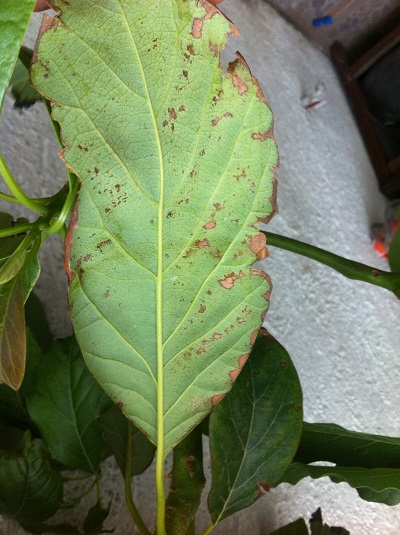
[212,333,222,340]
[237,317,245,324]
[183,70,188,78]
[229,353,249,383]
[256,482,272,500]
[96,239,112,252]
[64,202,79,284]
[203,221,216,229]
[211,112,233,127]
[250,233,269,261]
[168,107,177,120]
[116,401,124,409]
[218,271,244,289]
[187,44,195,55]
[211,393,225,407]
[198,304,206,313]
[252,132,269,141]
[196,348,206,354]
[234,168,246,181]
[195,238,209,248]
[83,253,92,262]
[213,202,223,211]
[192,18,204,38]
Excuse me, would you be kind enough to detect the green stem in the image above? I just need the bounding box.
[262,231,400,298]
[0,223,34,238]
[47,173,79,234]
[0,152,48,214]
[201,525,214,535]
[125,420,151,535]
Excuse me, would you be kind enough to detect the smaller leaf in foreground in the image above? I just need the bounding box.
[208,331,303,524]
[280,463,400,506]
[9,58,41,108]
[27,337,113,473]
[99,404,155,477]
[0,275,26,390]
[0,432,63,522]
[268,518,308,535]
[309,508,349,535]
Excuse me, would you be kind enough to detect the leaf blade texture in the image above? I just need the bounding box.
[208,331,303,523]
[31,0,278,454]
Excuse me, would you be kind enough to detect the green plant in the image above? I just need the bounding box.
[0,1,399,534]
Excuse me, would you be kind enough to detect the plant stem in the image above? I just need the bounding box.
[262,231,400,298]
[0,223,34,238]
[47,173,79,234]
[125,420,151,535]
[0,152,48,214]
[201,525,214,535]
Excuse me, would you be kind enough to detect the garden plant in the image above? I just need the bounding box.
[0,1,400,534]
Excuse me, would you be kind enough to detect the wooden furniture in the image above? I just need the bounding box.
[331,25,400,199]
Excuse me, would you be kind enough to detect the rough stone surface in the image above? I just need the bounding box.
[0,1,399,534]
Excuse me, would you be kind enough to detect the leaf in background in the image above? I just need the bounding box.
[27,337,113,473]
[83,500,113,535]
[18,522,80,535]
[0,329,42,429]
[10,58,41,109]
[0,432,63,522]
[280,463,400,506]
[388,209,400,272]
[25,291,53,352]
[295,422,400,468]
[32,0,278,455]
[21,245,41,302]
[268,518,309,535]
[0,213,29,264]
[208,331,303,524]
[0,275,26,390]
[309,508,349,535]
[0,0,36,113]
[99,404,155,477]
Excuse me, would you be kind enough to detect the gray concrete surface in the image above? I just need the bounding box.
[0,1,399,533]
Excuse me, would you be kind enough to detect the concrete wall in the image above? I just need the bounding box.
[0,1,399,533]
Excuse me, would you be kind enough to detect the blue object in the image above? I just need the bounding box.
[312,16,333,27]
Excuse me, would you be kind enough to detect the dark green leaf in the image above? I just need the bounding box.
[208,331,303,524]
[0,213,29,264]
[18,521,80,535]
[0,0,36,112]
[295,422,400,468]
[83,500,113,534]
[269,518,309,535]
[0,422,25,450]
[10,58,41,108]
[0,275,26,390]
[25,292,52,352]
[310,508,349,535]
[99,404,155,476]
[388,210,400,272]
[21,247,41,302]
[0,432,63,521]
[27,337,113,473]
[280,463,400,505]
[0,329,43,429]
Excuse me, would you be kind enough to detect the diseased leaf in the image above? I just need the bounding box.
[0,0,36,113]
[208,331,303,524]
[0,432,63,522]
[269,518,309,535]
[280,463,400,506]
[32,0,277,456]
[27,337,113,473]
[295,422,400,468]
[99,404,155,476]
[0,275,26,390]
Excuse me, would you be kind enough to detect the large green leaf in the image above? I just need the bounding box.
[0,0,36,113]
[27,337,113,473]
[31,0,278,455]
[295,422,400,468]
[208,331,303,524]
[281,462,400,506]
[0,432,63,522]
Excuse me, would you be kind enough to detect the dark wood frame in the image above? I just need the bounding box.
[331,25,400,199]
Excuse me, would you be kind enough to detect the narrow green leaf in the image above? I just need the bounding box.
[31,0,278,455]
[21,246,41,302]
[0,213,29,264]
[388,212,400,272]
[10,58,41,108]
[0,275,26,390]
[268,518,309,535]
[0,432,63,522]
[295,422,400,468]
[280,463,400,506]
[208,331,303,524]
[165,424,205,535]
[0,0,36,113]
[99,404,155,476]
[27,337,113,473]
